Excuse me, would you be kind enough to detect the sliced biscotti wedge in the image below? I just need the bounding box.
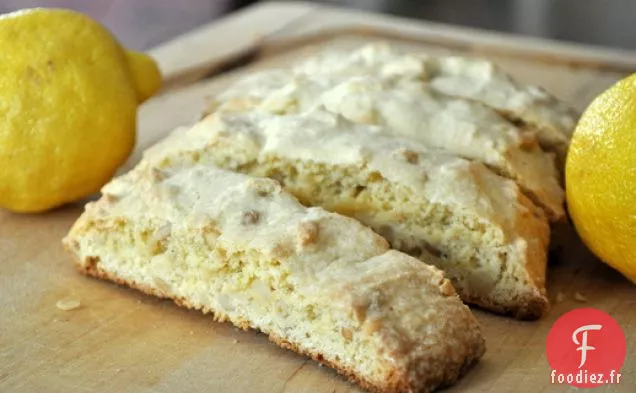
[63,163,485,393]
[144,109,551,319]
[294,42,579,166]
[209,71,564,221]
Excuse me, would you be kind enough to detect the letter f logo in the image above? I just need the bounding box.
[572,324,602,368]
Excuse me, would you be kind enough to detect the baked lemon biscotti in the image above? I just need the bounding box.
[209,71,565,222]
[144,109,551,319]
[63,164,486,393]
[294,42,579,167]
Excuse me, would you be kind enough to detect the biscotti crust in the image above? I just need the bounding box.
[63,164,486,393]
[71,255,482,393]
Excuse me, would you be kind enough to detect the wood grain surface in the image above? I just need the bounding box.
[1,2,635,392]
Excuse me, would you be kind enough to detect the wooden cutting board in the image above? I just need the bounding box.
[2,2,635,392]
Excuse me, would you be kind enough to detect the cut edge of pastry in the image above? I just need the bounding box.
[144,112,551,319]
[68,254,485,393]
[207,71,566,222]
[62,164,486,393]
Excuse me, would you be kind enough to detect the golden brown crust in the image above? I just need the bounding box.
[462,290,549,321]
[68,249,481,393]
[268,332,482,393]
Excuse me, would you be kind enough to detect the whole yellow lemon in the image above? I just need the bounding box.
[0,9,161,213]
[566,73,636,283]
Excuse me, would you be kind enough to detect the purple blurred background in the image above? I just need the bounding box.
[0,0,256,49]
[1,0,636,51]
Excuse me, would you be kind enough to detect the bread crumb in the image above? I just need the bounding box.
[400,149,419,164]
[340,327,353,342]
[439,279,456,296]
[574,292,587,303]
[353,305,367,323]
[297,221,320,247]
[375,235,389,249]
[232,339,239,344]
[202,221,220,248]
[104,193,119,203]
[85,255,100,268]
[189,330,194,335]
[241,210,260,225]
[56,299,81,311]
[555,292,565,303]
[364,319,383,334]
[518,131,538,149]
[271,243,291,258]
[115,368,122,373]
[249,178,280,197]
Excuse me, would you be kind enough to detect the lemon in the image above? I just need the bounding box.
[566,73,636,283]
[0,8,161,213]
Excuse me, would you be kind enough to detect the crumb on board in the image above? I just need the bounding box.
[56,299,81,311]
[189,330,194,335]
[555,292,565,303]
[574,292,588,303]
[232,339,239,344]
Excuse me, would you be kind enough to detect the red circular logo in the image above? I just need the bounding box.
[546,308,626,388]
